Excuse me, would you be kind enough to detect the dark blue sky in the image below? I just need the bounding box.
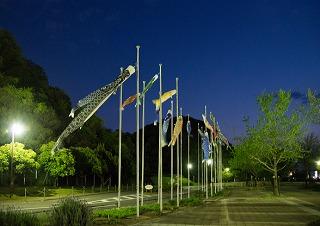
[1,0,320,141]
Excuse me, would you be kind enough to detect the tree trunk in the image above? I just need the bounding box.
[273,168,280,196]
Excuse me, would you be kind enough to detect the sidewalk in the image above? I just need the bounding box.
[134,187,320,226]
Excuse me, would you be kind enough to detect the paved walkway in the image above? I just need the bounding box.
[135,187,320,226]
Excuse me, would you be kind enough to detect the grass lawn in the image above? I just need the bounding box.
[0,186,108,201]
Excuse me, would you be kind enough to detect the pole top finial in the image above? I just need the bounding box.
[136,45,140,49]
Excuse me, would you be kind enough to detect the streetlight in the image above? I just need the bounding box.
[187,163,192,198]
[207,159,213,165]
[9,122,25,198]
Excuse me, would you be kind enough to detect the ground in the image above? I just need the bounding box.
[1,183,320,225]
[134,184,320,226]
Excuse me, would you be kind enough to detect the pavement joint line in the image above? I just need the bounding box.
[281,199,320,216]
[222,199,232,224]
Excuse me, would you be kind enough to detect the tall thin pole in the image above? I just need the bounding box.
[10,131,15,198]
[118,67,123,208]
[159,64,163,212]
[176,77,179,207]
[135,45,140,217]
[180,107,183,200]
[209,112,213,197]
[197,123,200,192]
[205,160,208,199]
[141,81,146,206]
[204,106,208,199]
[170,100,174,200]
[187,114,190,198]
[214,141,217,194]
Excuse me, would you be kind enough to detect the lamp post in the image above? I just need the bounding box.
[9,122,24,198]
[187,163,192,198]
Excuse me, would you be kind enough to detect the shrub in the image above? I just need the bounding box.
[180,197,203,206]
[95,207,136,219]
[0,207,40,226]
[49,197,93,226]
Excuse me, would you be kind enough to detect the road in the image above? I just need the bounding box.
[0,191,169,212]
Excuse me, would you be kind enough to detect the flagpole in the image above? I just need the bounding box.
[210,112,213,197]
[135,45,140,217]
[215,140,217,194]
[197,123,200,192]
[176,77,179,207]
[180,107,183,200]
[118,67,123,208]
[201,126,204,192]
[187,114,190,198]
[141,81,146,206]
[204,106,208,199]
[159,64,163,212]
[170,100,174,200]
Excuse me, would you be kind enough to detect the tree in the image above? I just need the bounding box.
[230,136,265,185]
[307,89,320,124]
[71,147,102,187]
[38,141,75,186]
[244,90,304,195]
[300,133,320,186]
[0,142,38,187]
[0,86,60,149]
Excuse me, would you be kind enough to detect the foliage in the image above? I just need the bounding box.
[230,135,264,180]
[180,197,203,206]
[0,142,38,174]
[0,207,40,226]
[307,89,320,124]
[38,141,75,178]
[0,86,60,149]
[300,133,320,181]
[71,147,102,176]
[94,207,136,219]
[236,90,304,195]
[49,197,93,226]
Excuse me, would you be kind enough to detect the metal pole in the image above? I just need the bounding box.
[118,67,123,208]
[141,81,146,206]
[10,131,15,198]
[220,141,223,191]
[135,45,140,217]
[187,114,190,198]
[176,77,179,207]
[205,160,208,199]
[204,106,207,198]
[170,100,174,200]
[180,107,183,200]
[215,141,217,194]
[159,64,163,212]
[197,123,200,192]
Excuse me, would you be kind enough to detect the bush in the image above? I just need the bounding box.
[95,207,136,219]
[180,197,203,206]
[0,207,40,226]
[49,197,93,226]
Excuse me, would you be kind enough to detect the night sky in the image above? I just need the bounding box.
[1,0,320,141]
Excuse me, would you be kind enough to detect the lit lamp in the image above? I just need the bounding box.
[187,163,193,169]
[9,122,25,198]
[207,159,213,165]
